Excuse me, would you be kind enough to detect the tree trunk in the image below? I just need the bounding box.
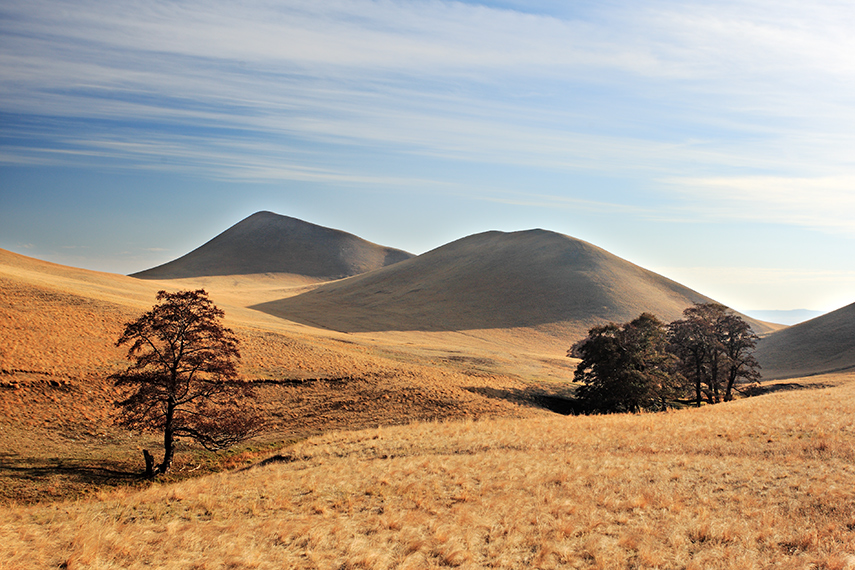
[694,358,703,407]
[709,353,720,403]
[724,374,736,402]
[724,368,737,402]
[159,398,176,475]
[159,431,174,475]
[143,449,155,478]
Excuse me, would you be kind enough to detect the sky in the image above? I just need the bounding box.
[1,0,854,315]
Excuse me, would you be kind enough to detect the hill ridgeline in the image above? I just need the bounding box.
[755,302,855,379]
[253,229,773,338]
[131,211,414,280]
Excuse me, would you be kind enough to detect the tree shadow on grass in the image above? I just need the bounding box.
[465,386,582,415]
[742,381,835,397]
[0,454,144,502]
[4,461,141,483]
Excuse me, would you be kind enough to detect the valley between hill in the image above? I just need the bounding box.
[2,211,854,568]
[0,246,576,503]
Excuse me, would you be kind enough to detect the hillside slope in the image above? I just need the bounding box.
[253,229,774,339]
[0,248,159,379]
[1,247,556,501]
[755,301,855,379]
[132,211,414,280]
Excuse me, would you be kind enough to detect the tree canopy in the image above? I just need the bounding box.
[571,313,678,413]
[111,289,263,476]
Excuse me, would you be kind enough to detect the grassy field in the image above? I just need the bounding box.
[0,354,550,504]
[3,372,854,569]
[0,249,564,503]
[4,248,855,568]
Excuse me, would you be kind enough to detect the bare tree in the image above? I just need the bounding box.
[111,289,262,477]
[718,313,761,401]
[669,303,760,405]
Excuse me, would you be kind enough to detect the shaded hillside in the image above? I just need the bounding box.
[253,229,773,338]
[132,211,413,280]
[755,302,855,379]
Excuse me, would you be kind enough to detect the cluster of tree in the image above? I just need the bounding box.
[111,290,263,477]
[569,303,760,414]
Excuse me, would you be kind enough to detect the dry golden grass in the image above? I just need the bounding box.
[0,246,575,383]
[1,248,559,503]
[4,247,855,568]
[4,372,855,569]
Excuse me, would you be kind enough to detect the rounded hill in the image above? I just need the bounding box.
[252,229,769,338]
[755,302,855,379]
[131,211,414,280]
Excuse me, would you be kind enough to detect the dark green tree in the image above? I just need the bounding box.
[570,313,679,413]
[111,289,263,477]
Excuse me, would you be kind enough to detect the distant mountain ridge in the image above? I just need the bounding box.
[746,309,823,326]
[252,228,775,338]
[132,211,414,280]
[10,204,852,381]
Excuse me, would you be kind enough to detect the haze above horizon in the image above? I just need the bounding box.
[2,0,854,314]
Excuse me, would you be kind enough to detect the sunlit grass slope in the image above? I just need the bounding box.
[4,372,854,569]
[0,247,560,502]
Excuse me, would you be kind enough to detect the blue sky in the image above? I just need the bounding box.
[1,0,854,314]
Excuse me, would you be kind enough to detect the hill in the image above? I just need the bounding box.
[755,302,855,379]
[253,229,775,339]
[131,211,414,280]
[4,228,855,567]
[0,247,158,379]
[0,247,557,502]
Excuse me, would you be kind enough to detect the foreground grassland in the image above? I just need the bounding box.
[3,373,855,569]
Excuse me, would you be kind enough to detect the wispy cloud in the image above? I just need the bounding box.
[3,0,855,232]
[663,175,855,236]
[475,189,660,217]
